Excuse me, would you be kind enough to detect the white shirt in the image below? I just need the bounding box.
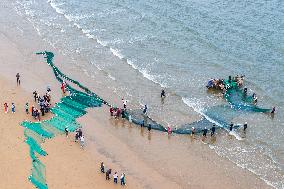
[113,174,118,179]
[80,136,84,142]
[122,99,127,105]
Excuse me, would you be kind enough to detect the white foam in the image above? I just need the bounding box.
[73,23,82,29]
[97,39,107,47]
[110,48,124,60]
[75,48,80,54]
[49,0,65,15]
[86,33,94,39]
[96,66,102,71]
[82,29,91,34]
[64,14,93,22]
[107,74,116,81]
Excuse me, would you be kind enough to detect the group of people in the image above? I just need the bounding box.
[199,122,249,138]
[206,78,225,90]
[109,106,127,119]
[71,128,85,148]
[100,162,126,186]
[230,75,244,87]
[109,98,131,119]
[206,75,245,91]
[3,102,16,113]
[30,88,51,121]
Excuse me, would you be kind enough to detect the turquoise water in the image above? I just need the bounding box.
[14,0,284,188]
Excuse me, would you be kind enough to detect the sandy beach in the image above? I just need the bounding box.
[0,0,274,189]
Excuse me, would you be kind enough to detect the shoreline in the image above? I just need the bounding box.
[0,0,275,188]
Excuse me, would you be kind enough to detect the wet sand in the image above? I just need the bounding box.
[79,106,271,189]
[0,0,272,188]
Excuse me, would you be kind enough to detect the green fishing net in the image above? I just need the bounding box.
[22,52,104,189]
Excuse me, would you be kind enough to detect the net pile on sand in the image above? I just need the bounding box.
[22,52,103,189]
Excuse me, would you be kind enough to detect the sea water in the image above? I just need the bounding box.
[14,0,284,188]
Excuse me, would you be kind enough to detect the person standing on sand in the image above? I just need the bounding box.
[113,172,118,184]
[4,103,9,113]
[100,162,105,173]
[64,127,68,138]
[75,132,79,142]
[191,127,195,136]
[211,124,216,136]
[120,173,126,185]
[203,127,208,137]
[271,107,276,114]
[110,106,114,116]
[122,99,127,109]
[33,91,38,102]
[61,81,66,94]
[37,109,41,121]
[229,122,233,132]
[143,104,148,114]
[167,126,172,135]
[11,103,15,113]
[161,89,166,99]
[25,103,29,114]
[106,169,112,180]
[40,105,45,116]
[243,122,247,132]
[16,73,20,86]
[80,135,85,148]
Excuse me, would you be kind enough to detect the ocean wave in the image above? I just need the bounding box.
[107,74,116,81]
[139,68,166,88]
[49,0,65,15]
[47,0,168,90]
[64,13,93,22]
[110,48,124,60]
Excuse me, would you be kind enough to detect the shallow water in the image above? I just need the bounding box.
[14,0,284,188]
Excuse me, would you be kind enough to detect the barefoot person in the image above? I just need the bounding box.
[80,135,85,148]
[243,122,248,132]
[120,173,126,185]
[211,124,216,136]
[191,127,195,136]
[33,91,38,102]
[113,172,118,184]
[203,127,208,137]
[161,89,166,99]
[100,162,105,173]
[25,103,29,114]
[16,73,20,86]
[11,103,15,113]
[64,127,68,138]
[4,103,8,113]
[229,122,233,132]
[122,99,127,109]
[143,104,148,114]
[271,107,276,114]
[167,126,172,135]
[106,169,112,180]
